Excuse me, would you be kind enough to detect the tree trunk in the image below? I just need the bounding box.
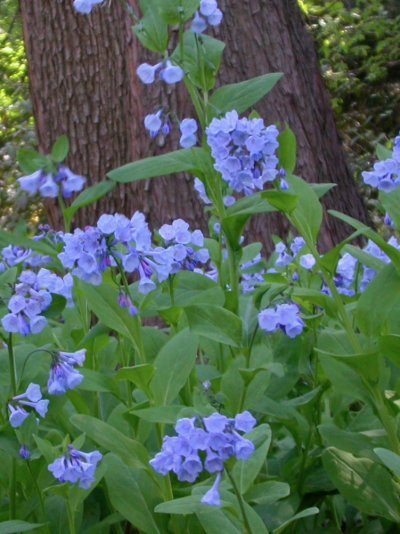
[20,0,369,251]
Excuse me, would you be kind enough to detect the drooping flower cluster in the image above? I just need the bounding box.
[58,213,209,294]
[1,269,71,336]
[8,384,49,428]
[48,445,102,489]
[48,349,86,395]
[1,245,52,271]
[18,166,85,199]
[73,0,104,14]
[158,219,209,274]
[206,110,280,195]
[334,236,400,296]
[191,0,223,33]
[179,118,198,149]
[150,411,256,506]
[273,237,315,271]
[137,60,184,85]
[240,254,267,293]
[144,110,171,139]
[362,133,400,192]
[258,302,304,338]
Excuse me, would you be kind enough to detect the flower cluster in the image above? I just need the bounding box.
[48,445,102,489]
[58,213,209,294]
[8,384,49,428]
[1,245,52,271]
[137,60,184,85]
[73,0,104,14]
[48,349,86,395]
[362,134,400,192]
[273,237,315,270]
[1,269,71,336]
[150,411,256,506]
[334,236,400,296]
[158,219,209,274]
[18,166,85,199]
[144,110,171,139]
[206,110,280,195]
[179,118,198,149]
[258,302,304,338]
[191,0,223,33]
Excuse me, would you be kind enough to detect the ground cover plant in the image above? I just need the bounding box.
[1,1,400,532]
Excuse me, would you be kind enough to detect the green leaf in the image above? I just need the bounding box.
[273,507,319,534]
[310,182,336,198]
[0,521,45,534]
[70,414,148,468]
[322,447,400,522]
[208,73,282,116]
[196,508,243,534]
[245,481,290,505]
[158,0,198,24]
[261,190,298,214]
[17,148,47,174]
[376,143,392,160]
[185,304,243,347]
[104,454,162,534]
[131,405,186,424]
[66,180,115,212]
[173,32,225,91]
[379,334,400,366]
[116,364,155,391]
[356,264,400,336]
[374,448,400,478]
[80,281,138,347]
[156,495,210,516]
[133,0,168,53]
[380,187,400,230]
[0,229,58,259]
[108,148,205,184]
[278,127,296,174]
[79,368,119,395]
[232,424,271,493]
[150,328,198,406]
[286,174,322,242]
[51,135,69,162]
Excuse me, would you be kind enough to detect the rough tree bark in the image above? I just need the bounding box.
[20,0,369,250]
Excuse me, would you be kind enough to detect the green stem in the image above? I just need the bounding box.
[369,385,399,454]
[9,459,16,520]
[226,469,253,534]
[8,334,17,396]
[67,503,77,534]
[226,241,239,314]
[27,462,51,533]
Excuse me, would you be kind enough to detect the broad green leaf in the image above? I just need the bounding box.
[51,135,69,162]
[158,0,198,24]
[104,454,162,534]
[208,73,282,116]
[70,414,148,468]
[232,424,271,493]
[133,2,168,53]
[185,304,243,347]
[116,364,155,391]
[245,481,290,505]
[150,328,198,406]
[292,287,337,316]
[344,244,387,272]
[322,447,400,522]
[17,148,48,174]
[79,368,119,395]
[172,32,225,91]
[310,182,336,198]
[286,174,322,242]
[156,495,217,516]
[108,148,205,184]
[131,405,186,424]
[261,190,298,214]
[376,143,392,160]
[379,334,400,367]
[80,281,138,348]
[278,127,297,174]
[0,521,45,534]
[319,424,376,458]
[273,507,319,534]
[196,509,243,534]
[356,264,400,336]
[374,448,400,478]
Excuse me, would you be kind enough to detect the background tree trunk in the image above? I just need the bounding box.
[20,0,369,250]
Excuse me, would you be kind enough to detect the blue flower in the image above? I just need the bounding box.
[19,445,31,460]
[206,111,279,195]
[48,349,86,395]
[137,60,184,85]
[18,166,85,199]
[73,0,104,14]
[201,472,222,506]
[258,303,304,338]
[48,446,102,489]
[192,0,223,33]
[362,133,400,192]
[9,383,49,428]
[179,118,198,149]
